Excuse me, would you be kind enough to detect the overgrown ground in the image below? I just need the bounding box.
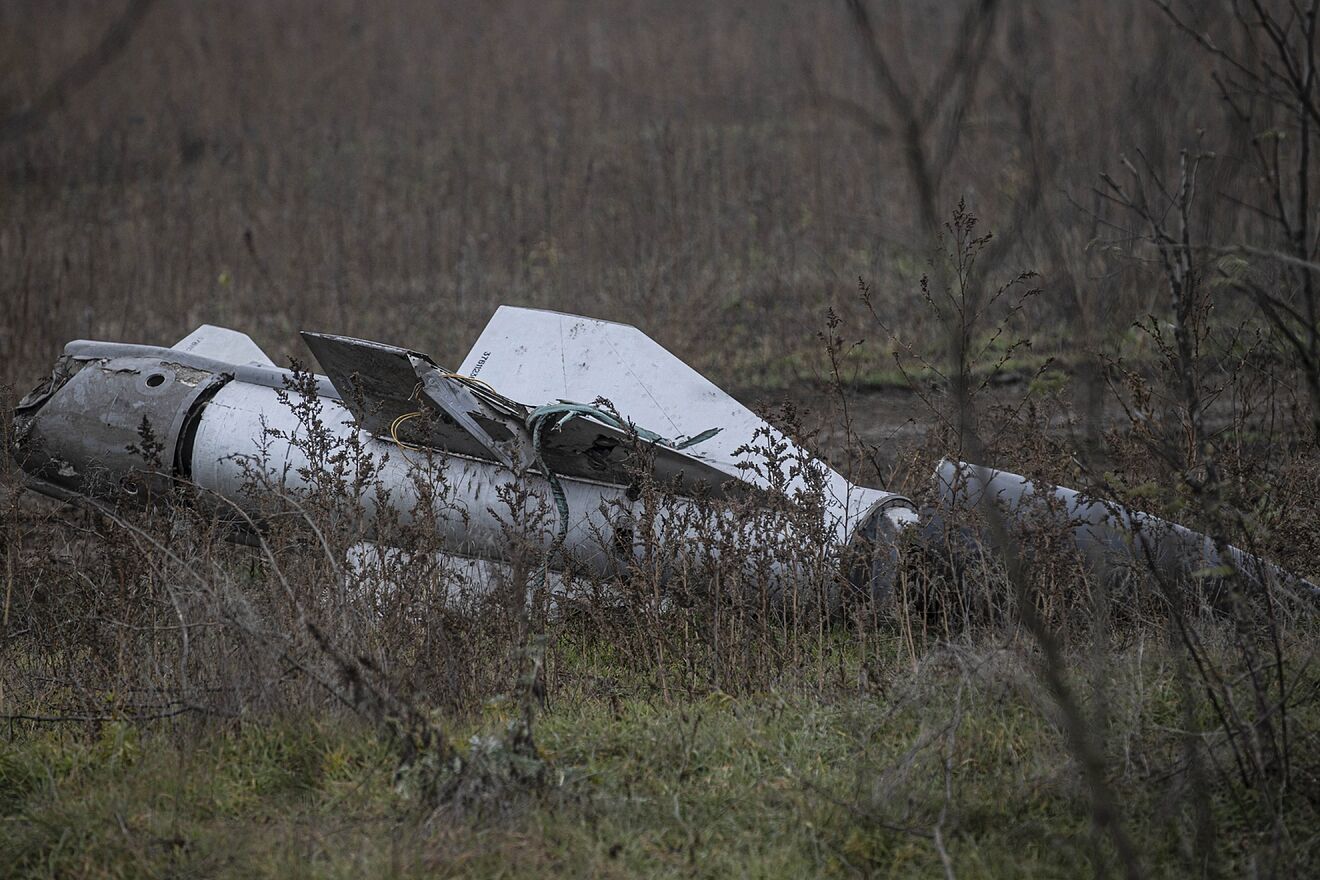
[6,2,1320,877]
[3,381,1318,879]
[6,634,1317,879]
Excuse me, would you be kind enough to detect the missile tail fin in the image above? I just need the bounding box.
[458,306,900,523]
[173,325,275,367]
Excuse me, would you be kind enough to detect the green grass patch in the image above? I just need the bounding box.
[3,636,1316,878]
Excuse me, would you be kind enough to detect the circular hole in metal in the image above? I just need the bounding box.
[146,373,166,387]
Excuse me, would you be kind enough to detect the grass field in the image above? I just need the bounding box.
[4,1,1320,877]
[6,634,1316,879]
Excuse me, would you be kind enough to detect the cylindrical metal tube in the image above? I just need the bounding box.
[189,380,642,575]
[189,382,916,598]
[13,345,916,598]
[935,459,1320,600]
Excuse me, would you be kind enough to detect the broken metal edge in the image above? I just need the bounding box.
[61,340,340,400]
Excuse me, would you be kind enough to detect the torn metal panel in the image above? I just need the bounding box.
[520,404,743,496]
[301,331,517,466]
[14,354,225,498]
[412,358,519,468]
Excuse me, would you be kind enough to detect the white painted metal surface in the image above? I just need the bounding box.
[458,306,911,539]
[173,325,276,367]
[935,460,1319,599]
[190,381,635,574]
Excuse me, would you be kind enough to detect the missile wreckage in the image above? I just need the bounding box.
[12,306,918,597]
[10,306,1318,603]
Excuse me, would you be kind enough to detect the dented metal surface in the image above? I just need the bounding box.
[15,354,224,498]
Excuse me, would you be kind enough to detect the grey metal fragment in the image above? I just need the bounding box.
[936,460,1320,602]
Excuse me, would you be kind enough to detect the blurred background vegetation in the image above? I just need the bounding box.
[0,0,1230,391]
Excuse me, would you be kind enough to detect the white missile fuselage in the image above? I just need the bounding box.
[12,308,916,594]
[12,306,1315,605]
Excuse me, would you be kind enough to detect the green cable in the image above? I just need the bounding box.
[526,403,721,450]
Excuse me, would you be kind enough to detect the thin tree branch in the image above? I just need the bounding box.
[0,0,159,143]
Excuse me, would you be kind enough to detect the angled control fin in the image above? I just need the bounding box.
[301,332,516,463]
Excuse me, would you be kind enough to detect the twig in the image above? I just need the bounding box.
[0,0,160,143]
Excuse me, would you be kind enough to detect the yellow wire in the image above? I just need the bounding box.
[388,411,426,449]
[388,410,425,465]
[439,371,500,397]
[386,372,510,465]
